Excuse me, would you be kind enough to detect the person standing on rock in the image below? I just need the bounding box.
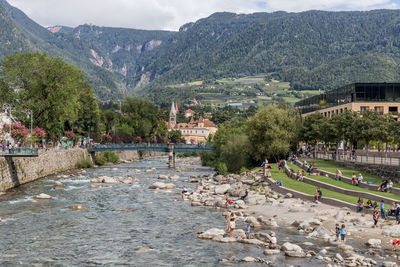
[269,233,277,248]
[229,214,237,238]
[340,224,346,245]
[335,223,341,244]
[380,200,386,219]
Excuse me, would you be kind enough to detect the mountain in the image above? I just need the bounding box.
[2,0,400,100]
[134,10,400,91]
[0,0,126,100]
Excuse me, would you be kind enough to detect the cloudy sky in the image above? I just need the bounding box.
[7,0,400,31]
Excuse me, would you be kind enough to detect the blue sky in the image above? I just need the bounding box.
[7,0,400,31]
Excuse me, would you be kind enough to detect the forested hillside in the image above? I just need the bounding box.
[1,0,400,100]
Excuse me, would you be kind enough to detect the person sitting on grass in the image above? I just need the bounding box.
[351,173,358,185]
[364,199,373,209]
[313,187,322,202]
[378,179,388,192]
[356,197,364,212]
[307,163,314,175]
[335,169,342,181]
[296,169,302,181]
[386,179,393,193]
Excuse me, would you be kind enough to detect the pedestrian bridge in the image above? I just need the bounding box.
[90,143,212,168]
[0,148,39,157]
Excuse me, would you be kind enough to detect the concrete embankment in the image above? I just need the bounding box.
[0,148,164,191]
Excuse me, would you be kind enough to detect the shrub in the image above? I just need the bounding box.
[216,162,228,175]
[76,154,93,168]
[102,151,119,163]
[94,154,106,166]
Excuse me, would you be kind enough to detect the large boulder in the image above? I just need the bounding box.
[245,216,261,227]
[238,239,265,246]
[214,184,231,194]
[281,242,306,257]
[169,175,180,180]
[198,228,225,239]
[366,239,381,248]
[235,200,247,209]
[149,182,176,189]
[382,225,400,237]
[233,229,246,239]
[102,176,118,183]
[34,193,52,199]
[264,249,280,255]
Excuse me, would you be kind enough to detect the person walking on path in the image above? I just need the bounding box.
[380,200,386,219]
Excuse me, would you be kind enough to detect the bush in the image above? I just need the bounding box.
[102,151,119,163]
[94,154,106,166]
[76,154,94,168]
[216,162,228,175]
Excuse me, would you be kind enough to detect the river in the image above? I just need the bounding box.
[0,156,386,266]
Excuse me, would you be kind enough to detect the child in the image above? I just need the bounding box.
[373,208,380,229]
[245,223,252,239]
[351,173,357,185]
[340,224,346,245]
[335,223,341,243]
[392,238,400,250]
[269,233,277,249]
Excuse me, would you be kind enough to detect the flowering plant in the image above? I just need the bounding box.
[2,122,29,141]
[151,138,157,143]
[101,134,112,144]
[64,130,76,141]
[135,136,143,143]
[32,127,46,140]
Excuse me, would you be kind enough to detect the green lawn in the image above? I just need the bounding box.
[301,158,399,188]
[287,163,400,201]
[268,167,360,205]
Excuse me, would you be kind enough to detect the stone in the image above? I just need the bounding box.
[34,193,52,199]
[335,253,344,262]
[113,208,136,212]
[241,256,257,262]
[366,239,381,248]
[285,193,293,198]
[382,262,397,267]
[235,200,247,209]
[238,239,265,246]
[285,251,307,257]
[302,242,313,246]
[191,201,202,206]
[198,228,225,239]
[90,178,102,183]
[102,177,118,183]
[233,229,246,239]
[70,205,89,210]
[212,236,236,243]
[319,249,328,254]
[54,181,62,186]
[145,169,153,173]
[214,184,231,194]
[281,242,305,257]
[136,246,151,252]
[158,175,169,180]
[169,175,180,180]
[264,249,280,255]
[149,182,176,189]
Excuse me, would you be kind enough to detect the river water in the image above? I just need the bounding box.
[0,157,390,266]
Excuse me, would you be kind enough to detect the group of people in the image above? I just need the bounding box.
[378,179,393,192]
[356,198,400,227]
[335,223,347,245]
[351,173,363,185]
[295,169,305,181]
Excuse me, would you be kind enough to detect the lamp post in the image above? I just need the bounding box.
[25,109,33,135]
[2,104,12,139]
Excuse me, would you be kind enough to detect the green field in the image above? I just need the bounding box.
[287,162,400,201]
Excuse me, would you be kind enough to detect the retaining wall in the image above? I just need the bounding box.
[0,149,166,191]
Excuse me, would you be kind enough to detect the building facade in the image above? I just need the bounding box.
[295,83,400,119]
[168,103,217,144]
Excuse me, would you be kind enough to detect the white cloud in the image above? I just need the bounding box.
[6,0,400,31]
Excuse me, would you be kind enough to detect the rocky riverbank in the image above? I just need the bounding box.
[181,166,400,266]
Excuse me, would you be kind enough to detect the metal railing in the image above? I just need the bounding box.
[313,151,400,166]
[0,148,39,157]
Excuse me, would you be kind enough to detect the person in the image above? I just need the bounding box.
[241,189,249,200]
[380,200,386,219]
[277,161,282,173]
[356,197,363,212]
[301,170,306,180]
[372,201,378,209]
[340,224,346,245]
[396,202,400,225]
[335,223,341,244]
[351,173,357,185]
[364,199,373,209]
[357,173,363,185]
[373,207,380,229]
[313,187,322,202]
[335,169,342,181]
[386,179,393,193]
[225,198,233,208]
[269,233,277,249]
[245,223,252,239]
[307,163,314,175]
[182,186,188,194]
[392,238,400,250]
[378,179,388,192]
[296,169,302,181]
[229,214,238,238]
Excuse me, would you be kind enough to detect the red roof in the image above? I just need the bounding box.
[185,109,196,114]
[204,119,216,127]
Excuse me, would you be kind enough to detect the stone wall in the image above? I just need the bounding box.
[0,149,166,191]
[334,161,400,183]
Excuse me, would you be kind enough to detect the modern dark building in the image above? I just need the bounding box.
[295,83,400,118]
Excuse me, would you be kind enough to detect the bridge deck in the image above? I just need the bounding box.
[0,148,39,157]
[91,144,212,153]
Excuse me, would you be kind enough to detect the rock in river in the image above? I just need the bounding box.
[70,205,89,210]
[214,184,231,194]
[34,193,52,199]
[149,182,176,190]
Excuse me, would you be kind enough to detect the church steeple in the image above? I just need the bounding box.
[169,101,177,129]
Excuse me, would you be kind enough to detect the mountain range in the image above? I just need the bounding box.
[1,0,400,101]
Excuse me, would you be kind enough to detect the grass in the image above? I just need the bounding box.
[287,162,400,202]
[268,166,360,205]
[301,158,400,188]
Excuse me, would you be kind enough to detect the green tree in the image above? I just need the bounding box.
[247,105,296,162]
[0,52,93,139]
[221,134,249,173]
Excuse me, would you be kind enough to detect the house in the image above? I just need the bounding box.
[184,109,196,118]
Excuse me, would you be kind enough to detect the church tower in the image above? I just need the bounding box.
[169,101,177,129]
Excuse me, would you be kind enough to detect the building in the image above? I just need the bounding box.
[168,103,217,144]
[295,83,400,119]
[184,109,196,118]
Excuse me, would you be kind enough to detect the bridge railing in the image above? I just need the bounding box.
[0,148,39,157]
[90,143,212,150]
